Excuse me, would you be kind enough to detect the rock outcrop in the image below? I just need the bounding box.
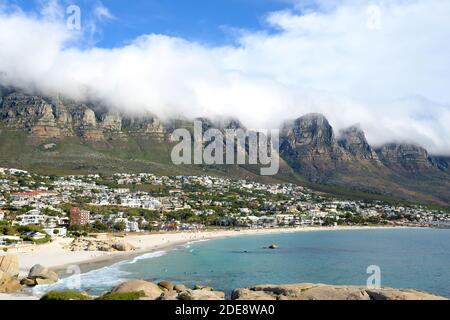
[36,281,447,300]
[231,284,447,300]
[111,280,164,300]
[0,271,21,293]
[65,237,136,252]
[0,90,167,141]
[0,255,21,293]
[177,289,225,301]
[338,125,379,161]
[108,280,225,301]
[430,156,450,172]
[280,114,344,181]
[0,254,19,278]
[158,280,174,291]
[377,143,433,172]
[2,86,450,205]
[21,264,59,287]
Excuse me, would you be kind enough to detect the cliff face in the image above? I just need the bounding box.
[377,143,433,172]
[338,125,379,161]
[0,91,166,141]
[1,87,450,205]
[430,156,450,172]
[278,114,450,204]
[280,114,345,181]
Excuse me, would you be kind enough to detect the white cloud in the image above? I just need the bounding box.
[0,0,449,154]
[94,2,114,21]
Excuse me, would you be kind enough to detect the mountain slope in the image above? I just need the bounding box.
[0,87,449,205]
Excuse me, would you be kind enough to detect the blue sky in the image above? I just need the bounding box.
[10,0,300,47]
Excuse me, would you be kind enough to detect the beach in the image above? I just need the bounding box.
[0,225,411,300]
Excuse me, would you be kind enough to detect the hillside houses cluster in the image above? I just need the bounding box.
[0,167,449,245]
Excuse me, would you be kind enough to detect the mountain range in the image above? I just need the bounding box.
[0,86,449,206]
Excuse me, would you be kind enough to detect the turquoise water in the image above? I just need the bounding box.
[36,229,450,297]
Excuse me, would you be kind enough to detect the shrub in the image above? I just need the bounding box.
[96,291,146,300]
[40,291,92,301]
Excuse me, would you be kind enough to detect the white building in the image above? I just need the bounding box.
[43,228,67,238]
[142,199,161,210]
[16,210,47,226]
[126,221,140,233]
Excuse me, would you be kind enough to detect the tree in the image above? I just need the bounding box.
[114,221,126,232]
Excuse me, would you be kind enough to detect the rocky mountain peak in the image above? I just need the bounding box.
[377,143,432,171]
[218,117,246,131]
[280,113,343,182]
[282,113,338,151]
[338,125,379,160]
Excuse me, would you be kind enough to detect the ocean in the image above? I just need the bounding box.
[34,228,450,298]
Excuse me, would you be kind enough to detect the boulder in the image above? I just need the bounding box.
[231,288,277,300]
[112,241,136,252]
[193,285,214,291]
[158,281,174,291]
[232,284,448,300]
[366,289,447,301]
[0,254,19,278]
[179,289,225,301]
[112,280,163,300]
[174,284,187,292]
[35,278,59,286]
[0,271,21,293]
[20,278,37,286]
[268,244,279,250]
[28,264,59,283]
[158,290,179,301]
[294,285,370,300]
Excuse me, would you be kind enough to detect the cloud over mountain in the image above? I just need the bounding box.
[0,0,449,154]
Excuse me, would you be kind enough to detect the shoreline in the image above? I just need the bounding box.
[1,225,418,300]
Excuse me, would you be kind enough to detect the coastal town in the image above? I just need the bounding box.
[1,166,449,248]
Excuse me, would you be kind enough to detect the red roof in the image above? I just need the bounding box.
[11,191,57,197]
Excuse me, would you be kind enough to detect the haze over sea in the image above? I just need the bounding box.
[36,229,450,298]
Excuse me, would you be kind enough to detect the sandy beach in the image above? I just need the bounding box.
[0,225,410,300]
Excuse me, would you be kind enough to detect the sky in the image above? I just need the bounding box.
[0,0,450,154]
[5,0,297,46]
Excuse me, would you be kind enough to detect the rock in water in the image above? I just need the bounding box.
[23,264,59,287]
[28,265,59,282]
[0,254,20,278]
[269,244,279,250]
[111,280,163,300]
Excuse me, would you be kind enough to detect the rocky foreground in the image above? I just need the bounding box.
[41,280,447,301]
[0,255,60,293]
